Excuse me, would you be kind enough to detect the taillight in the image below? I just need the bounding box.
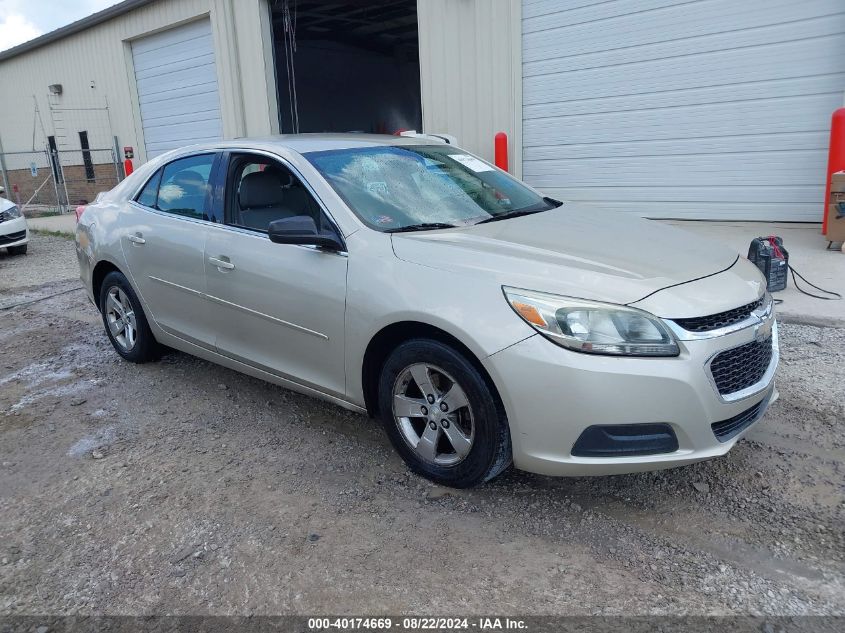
[75,205,87,222]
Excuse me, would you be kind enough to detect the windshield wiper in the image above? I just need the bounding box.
[385,223,458,233]
[474,197,563,225]
[474,208,545,225]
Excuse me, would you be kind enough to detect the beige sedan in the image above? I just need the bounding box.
[76,134,778,487]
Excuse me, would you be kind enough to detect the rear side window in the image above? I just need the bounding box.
[157,154,215,220]
[134,154,217,220]
[136,170,161,207]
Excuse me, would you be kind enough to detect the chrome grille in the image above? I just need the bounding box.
[709,337,773,396]
[673,297,764,333]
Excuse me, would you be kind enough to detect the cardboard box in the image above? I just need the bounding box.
[826,172,845,242]
[828,202,845,242]
[831,171,845,194]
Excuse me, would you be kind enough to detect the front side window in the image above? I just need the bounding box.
[226,154,322,233]
[305,145,557,231]
[151,154,216,220]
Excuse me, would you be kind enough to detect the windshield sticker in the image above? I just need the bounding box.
[374,215,395,225]
[449,154,494,172]
[367,181,389,195]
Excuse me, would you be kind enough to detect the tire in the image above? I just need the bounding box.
[377,339,512,488]
[7,244,27,255]
[99,271,160,363]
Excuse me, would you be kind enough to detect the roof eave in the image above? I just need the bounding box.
[0,0,155,63]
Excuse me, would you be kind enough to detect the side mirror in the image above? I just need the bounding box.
[268,215,344,251]
[0,186,5,195]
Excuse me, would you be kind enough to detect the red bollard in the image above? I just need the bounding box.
[494,132,509,172]
[823,108,845,235]
[124,158,134,177]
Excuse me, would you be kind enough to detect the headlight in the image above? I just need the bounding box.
[503,287,680,357]
[4,205,21,219]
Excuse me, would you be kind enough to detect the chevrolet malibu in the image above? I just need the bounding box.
[76,135,778,488]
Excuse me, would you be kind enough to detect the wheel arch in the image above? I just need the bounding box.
[91,260,123,311]
[361,321,505,419]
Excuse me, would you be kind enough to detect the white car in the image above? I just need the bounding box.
[76,135,778,488]
[0,187,29,255]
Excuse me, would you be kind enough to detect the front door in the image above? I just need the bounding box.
[120,152,219,349]
[204,152,348,397]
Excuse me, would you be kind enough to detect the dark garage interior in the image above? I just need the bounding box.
[270,0,422,135]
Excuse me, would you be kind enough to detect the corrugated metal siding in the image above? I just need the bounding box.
[522,0,845,220]
[0,0,275,164]
[132,18,223,157]
[418,0,523,176]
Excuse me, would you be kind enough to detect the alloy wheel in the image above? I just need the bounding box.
[105,286,138,351]
[392,363,475,466]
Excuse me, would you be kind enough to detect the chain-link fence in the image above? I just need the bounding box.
[0,147,120,213]
[54,147,121,207]
[0,94,123,213]
[0,149,63,213]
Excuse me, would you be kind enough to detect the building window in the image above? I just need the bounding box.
[79,131,95,182]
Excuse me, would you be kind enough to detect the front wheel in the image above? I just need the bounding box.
[377,339,512,488]
[99,271,160,363]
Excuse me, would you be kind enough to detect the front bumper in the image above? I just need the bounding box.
[483,320,778,477]
[0,215,29,247]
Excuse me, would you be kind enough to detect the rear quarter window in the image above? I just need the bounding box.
[136,170,161,208]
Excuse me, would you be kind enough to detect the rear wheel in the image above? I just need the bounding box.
[7,244,27,255]
[378,339,511,488]
[99,271,160,363]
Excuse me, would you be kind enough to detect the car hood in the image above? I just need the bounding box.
[0,196,15,212]
[391,206,741,307]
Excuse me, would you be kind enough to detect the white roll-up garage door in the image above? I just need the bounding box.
[132,18,223,159]
[522,0,845,220]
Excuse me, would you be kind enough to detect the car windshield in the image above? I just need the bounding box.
[305,144,558,232]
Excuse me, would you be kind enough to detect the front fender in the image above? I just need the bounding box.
[343,231,535,405]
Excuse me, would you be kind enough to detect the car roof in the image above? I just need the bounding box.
[209,133,438,155]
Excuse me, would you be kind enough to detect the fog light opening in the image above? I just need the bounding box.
[571,423,679,458]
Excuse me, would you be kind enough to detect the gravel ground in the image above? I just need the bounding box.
[0,234,843,615]
[0,232,78,289]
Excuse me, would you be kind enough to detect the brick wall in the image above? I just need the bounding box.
[4,162,119,206]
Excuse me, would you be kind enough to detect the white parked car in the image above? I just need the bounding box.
[0,186,29,255]
[76,135,778,488]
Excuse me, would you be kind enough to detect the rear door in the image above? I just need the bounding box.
[204,151,348,397]
[120,152,220,349]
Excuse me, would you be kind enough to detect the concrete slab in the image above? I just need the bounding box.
[661,221,844,327]
[26,213,77,236]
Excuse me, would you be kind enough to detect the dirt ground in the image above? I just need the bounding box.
[0,234,843,616]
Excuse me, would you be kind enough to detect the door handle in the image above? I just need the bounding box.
[127,233,145,245]
[208,256,235,271]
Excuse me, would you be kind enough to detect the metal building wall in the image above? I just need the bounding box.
[417,0,523,177]
[0,0,277,165]
[521,0,845,221]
